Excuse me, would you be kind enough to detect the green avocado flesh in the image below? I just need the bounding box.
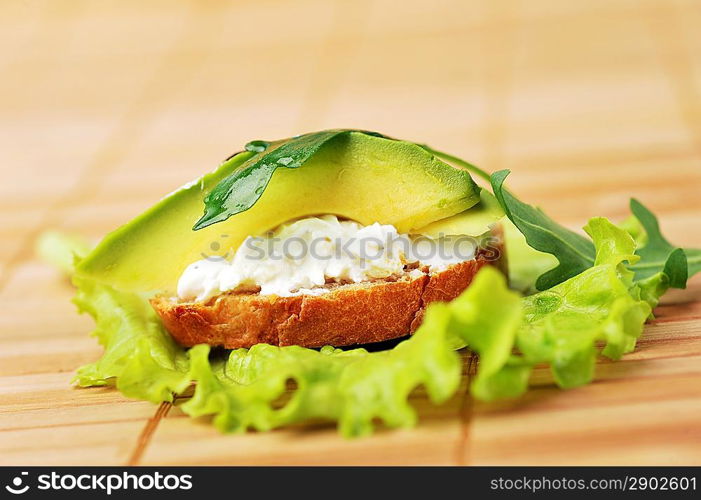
[412,190,504,238]
[76,132,481,293]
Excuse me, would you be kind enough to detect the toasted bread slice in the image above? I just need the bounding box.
[151,241,505,349]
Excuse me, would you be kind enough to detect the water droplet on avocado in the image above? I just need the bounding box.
[254,186,264,195]
[245,140,270,153]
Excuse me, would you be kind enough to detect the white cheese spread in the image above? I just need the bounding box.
[177,215,477,301]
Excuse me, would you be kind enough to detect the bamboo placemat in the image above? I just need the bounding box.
[1,0,700,465]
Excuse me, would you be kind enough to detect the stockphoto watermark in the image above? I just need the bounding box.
[198,232,503,264]
[3,470,193,495]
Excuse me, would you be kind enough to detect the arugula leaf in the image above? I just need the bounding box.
[687,248,701,277]
[490,169,596,290]
[193,130,382,231]
[498,219,558,294]
[629,199,689,288]
[490,172,700,292]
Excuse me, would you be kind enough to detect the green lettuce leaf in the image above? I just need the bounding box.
[71,273,462,437]
[72,276,190,403]
[445,267,531,400]
[184,303,461,437]
[519,218,650,367]
[454,219,651,400]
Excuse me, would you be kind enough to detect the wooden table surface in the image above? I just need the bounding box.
[1,0,701,465]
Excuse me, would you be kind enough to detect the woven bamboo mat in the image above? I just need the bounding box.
[1,0,700,465]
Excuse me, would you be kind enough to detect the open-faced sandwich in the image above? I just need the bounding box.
[79,131,505,349]
[55,129,699,437]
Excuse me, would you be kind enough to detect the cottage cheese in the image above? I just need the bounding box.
[177,215,477,301]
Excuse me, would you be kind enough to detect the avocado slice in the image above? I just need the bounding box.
[76,132,481,293]
[412,190,504,238]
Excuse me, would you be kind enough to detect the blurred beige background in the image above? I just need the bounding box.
[2,1,700,255]
[1,0,700,465]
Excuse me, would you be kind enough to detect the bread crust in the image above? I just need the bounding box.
[151,230,505,349]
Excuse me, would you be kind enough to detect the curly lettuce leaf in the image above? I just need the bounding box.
[445,268,530,400]
[72,276,190,403]
[68,252,462,437]
[520,221,649,360]
[183,303,461,437]
[456,219,651,400]
[520,218,650,375]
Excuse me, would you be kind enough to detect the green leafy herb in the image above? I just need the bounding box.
[501,219,560,294]
[490,169,596,290]
[490,171,700,292]
[629,199,688,288]
[72,276,190,402]
[193,130,383,231]
[445,267,531,400]
[687,248,701,277]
